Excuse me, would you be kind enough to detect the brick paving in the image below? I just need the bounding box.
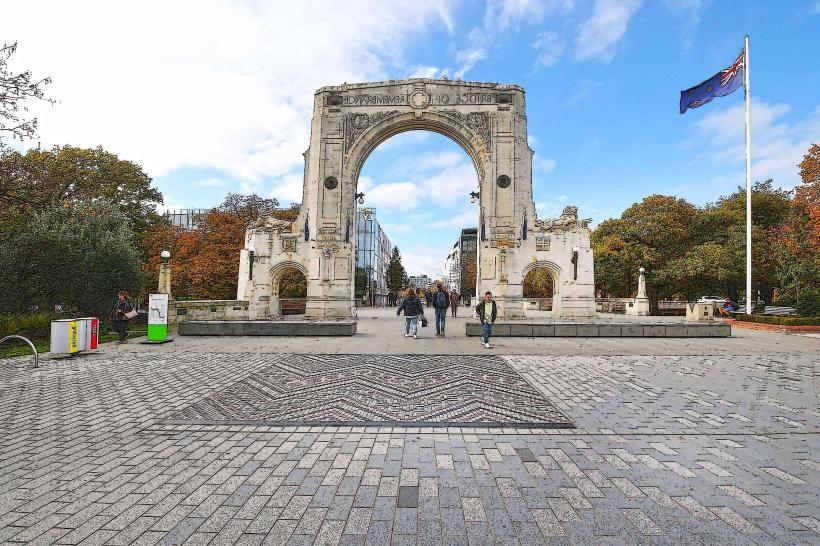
[166,354,572,428]
[0,352,817,544]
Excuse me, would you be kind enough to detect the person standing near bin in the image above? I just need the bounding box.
[432,282,450,337]
[109,290,134,343]
[475,291,497,349]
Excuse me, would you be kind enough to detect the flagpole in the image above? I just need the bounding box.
[744,35,752,314]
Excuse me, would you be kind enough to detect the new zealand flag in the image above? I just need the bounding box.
[679,50,744,114]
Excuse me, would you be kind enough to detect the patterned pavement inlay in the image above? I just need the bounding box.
[165,353,573,427]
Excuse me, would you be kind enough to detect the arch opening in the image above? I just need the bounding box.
[271,264,307,316]
[353,129,480,307]
[523,267,555,312]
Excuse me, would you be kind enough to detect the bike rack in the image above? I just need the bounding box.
[0,335,39,368]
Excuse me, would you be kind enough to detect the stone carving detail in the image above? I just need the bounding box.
[496,175,511,188]
[344,110,399,153]
[534,206,592,232]
[441,109,492,155]
[323,176,338,190]
[281,237,297,253]
[253,215,294,233]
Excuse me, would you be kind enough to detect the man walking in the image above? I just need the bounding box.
[450,289,459,317]
[433,282,450,337]
[425,288,433,308]
[475,291,497,349]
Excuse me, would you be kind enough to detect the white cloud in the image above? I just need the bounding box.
[534,157,557,173]
[408,65,448,79]
[562,79,603,108]
[690,99,820,187]
[532,31,566,67]
[2,0,457,187]
[484,0,575,30]
[574,0,642,61]
[193,177,228,188]
[454,48,487,79]
[402,243,453,277]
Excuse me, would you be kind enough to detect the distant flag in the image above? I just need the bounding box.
[304,214,309,241]
[679,50,744,114]
[522,211,528,240]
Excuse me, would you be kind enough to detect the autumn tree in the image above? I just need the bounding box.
[776,143,820,315]
[522,268,554,298]
[143,211,245,300]
[1,42,54,146]
[0,145,163,239]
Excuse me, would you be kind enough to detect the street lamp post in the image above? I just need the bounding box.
[571,246,579,280]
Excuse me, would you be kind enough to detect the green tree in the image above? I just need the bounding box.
[1,42,54,146]
[0,200,143,316]
[386,247,407,291]
[592,195,700,309]
[0,145,163,239]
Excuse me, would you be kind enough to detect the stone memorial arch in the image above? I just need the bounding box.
[237,78,596,319]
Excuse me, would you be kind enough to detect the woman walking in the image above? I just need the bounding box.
[109,290,135,343]
[396,287,424,339]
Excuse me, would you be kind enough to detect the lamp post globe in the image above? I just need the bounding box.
[160,250,171,263]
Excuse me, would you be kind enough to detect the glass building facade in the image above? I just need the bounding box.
[165,209,210,231]
[355,207,393,306]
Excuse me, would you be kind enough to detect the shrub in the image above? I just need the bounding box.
[0,313,53,340]
[732,314,820,326]
[796,289,820,318]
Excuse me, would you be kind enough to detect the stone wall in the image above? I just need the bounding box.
[169,300,249,325]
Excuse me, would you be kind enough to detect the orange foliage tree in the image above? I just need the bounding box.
[143,211,245,300]
[775,143,820,315]
[142,200,302,302]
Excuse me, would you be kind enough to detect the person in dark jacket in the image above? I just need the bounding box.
[432,282,450,337]
[475,291,497,349]
[424,288,432,307]
[109,290,134,343]
[397,287,425,339]
[449,289,459,317]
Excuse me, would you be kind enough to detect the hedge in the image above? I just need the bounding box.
[732,314,820,326]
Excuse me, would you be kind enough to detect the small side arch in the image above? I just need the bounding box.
[522,260,562,293]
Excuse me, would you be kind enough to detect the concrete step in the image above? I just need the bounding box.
[179,320,357,336]
[466,322,730,337]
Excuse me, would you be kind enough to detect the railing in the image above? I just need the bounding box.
[0,335,39,368]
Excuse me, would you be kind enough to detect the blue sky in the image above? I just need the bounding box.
[5,1,820,276]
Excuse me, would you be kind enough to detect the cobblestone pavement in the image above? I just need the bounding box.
[0,352,817,545]
[167,354,571,428]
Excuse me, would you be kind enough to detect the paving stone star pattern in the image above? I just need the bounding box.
[166,354,574,428]
[0,351,817,544]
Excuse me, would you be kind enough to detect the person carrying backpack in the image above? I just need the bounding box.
[433,282,450,337]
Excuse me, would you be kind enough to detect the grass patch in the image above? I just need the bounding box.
[733,314,820,326]
[0,332,120,359]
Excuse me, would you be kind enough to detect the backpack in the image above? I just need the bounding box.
[435,291,448,308]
